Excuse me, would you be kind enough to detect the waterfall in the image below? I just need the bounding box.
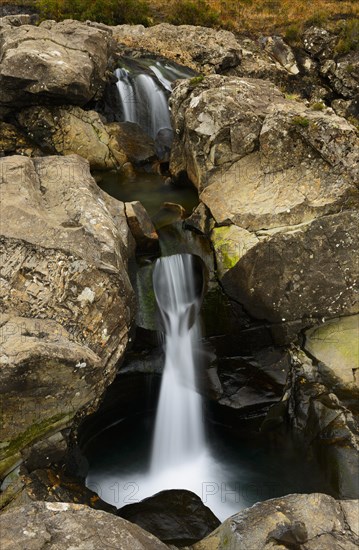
[151,254,204,471]
[114,66,171,141]
[114,59,196,148]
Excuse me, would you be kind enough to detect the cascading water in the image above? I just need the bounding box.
[151,254,204,471]
[114,59,195,147]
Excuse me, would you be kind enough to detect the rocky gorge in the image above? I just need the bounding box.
[0,10,358,550]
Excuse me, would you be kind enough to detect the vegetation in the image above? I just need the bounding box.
[7,0,359,36]
[292,115,310,127]
[33,0,151,26]
[311,102,325,111]
[189,75,205,86]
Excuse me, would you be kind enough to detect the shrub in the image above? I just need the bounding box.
[335,19,359,55]
[311,102,325,111]
[169,0,220,27]
[292,115,310,127]
[35,0,151,25]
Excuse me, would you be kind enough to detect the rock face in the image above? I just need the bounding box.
[16,105,128,170]
[118,489,220,546]
[170,75,359,335]
[0,155,135,478]
[0,20,112,108]
[194,493,359,550]
[113,23,241,74]
[289,347,359,499]
[0,501,169,549]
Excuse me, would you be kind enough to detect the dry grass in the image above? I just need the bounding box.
[3,0,359,37]
[149,0,359,36]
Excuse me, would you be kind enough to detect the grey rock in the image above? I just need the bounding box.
[113,23,241,74]
[0,501,169,549]
[194,493,359,550]
[0,155,135,478]
[0,20,112,107]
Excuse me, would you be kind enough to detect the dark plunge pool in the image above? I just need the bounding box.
[83,410,335,522]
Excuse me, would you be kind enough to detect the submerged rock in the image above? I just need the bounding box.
[0,501,169,549]
[194,493,359,550]
[0,155,135,478]
[118,489,220,546]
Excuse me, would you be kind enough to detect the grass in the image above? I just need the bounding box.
[4,0,359,37]
[292,115,310,127]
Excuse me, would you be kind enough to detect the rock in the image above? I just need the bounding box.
[212,211,359,326]
[17,105,127,170]
[194,494,359,549]
[321,50,359,99]
[289,348,359,499]
[170,74,359,333]
[118,489,220,546]
[217,349,290,414]
[0,155,135,478]
[107,121,157,165]
[303,27,337,60]
[0,14,37,27]
[152,202,186,230]
[305,315,359,390]
[169,75,286,190]
[184,203,215,235]
[0,121,39,156]
[125,201,159,253]
[0,20,112,108]
[0,501,169,549]
[113,23,241,74]
[262,36,299,74]
[1,467,117,515]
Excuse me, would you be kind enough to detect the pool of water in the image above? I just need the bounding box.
[95,171,199,218]
[84,414,335,522]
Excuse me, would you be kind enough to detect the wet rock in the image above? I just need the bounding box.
[152,202,186,230]
[125,200,160,253]
[217,349,290,414]
[0,155,135,478]
[113,23,241,74]
[17,105,128,170]
[0,20,112,108]
[0,501,169,549]
[289,348,359,499]
[107,121,157,165]
[305,315,359,391]
[118,489,220,546]
[194,493,359,550]
[0,121,39,156]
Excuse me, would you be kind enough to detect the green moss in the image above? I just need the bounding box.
[291,115,310,127]
[189,75,205,87]
[311,102,325,111]
[0,412,72,478]
[211,227,241,273]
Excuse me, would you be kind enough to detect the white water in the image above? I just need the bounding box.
[151,254,204,471]
[114,67,171,140]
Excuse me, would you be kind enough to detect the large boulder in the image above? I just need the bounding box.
[0,155,135,479]
[170,75,359,335]
[194,493,359,550]
[0,501,169,549]
[118,489,220,546]
[113,23,241,74]
[16,105,128,170]
[0,20,112,108]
